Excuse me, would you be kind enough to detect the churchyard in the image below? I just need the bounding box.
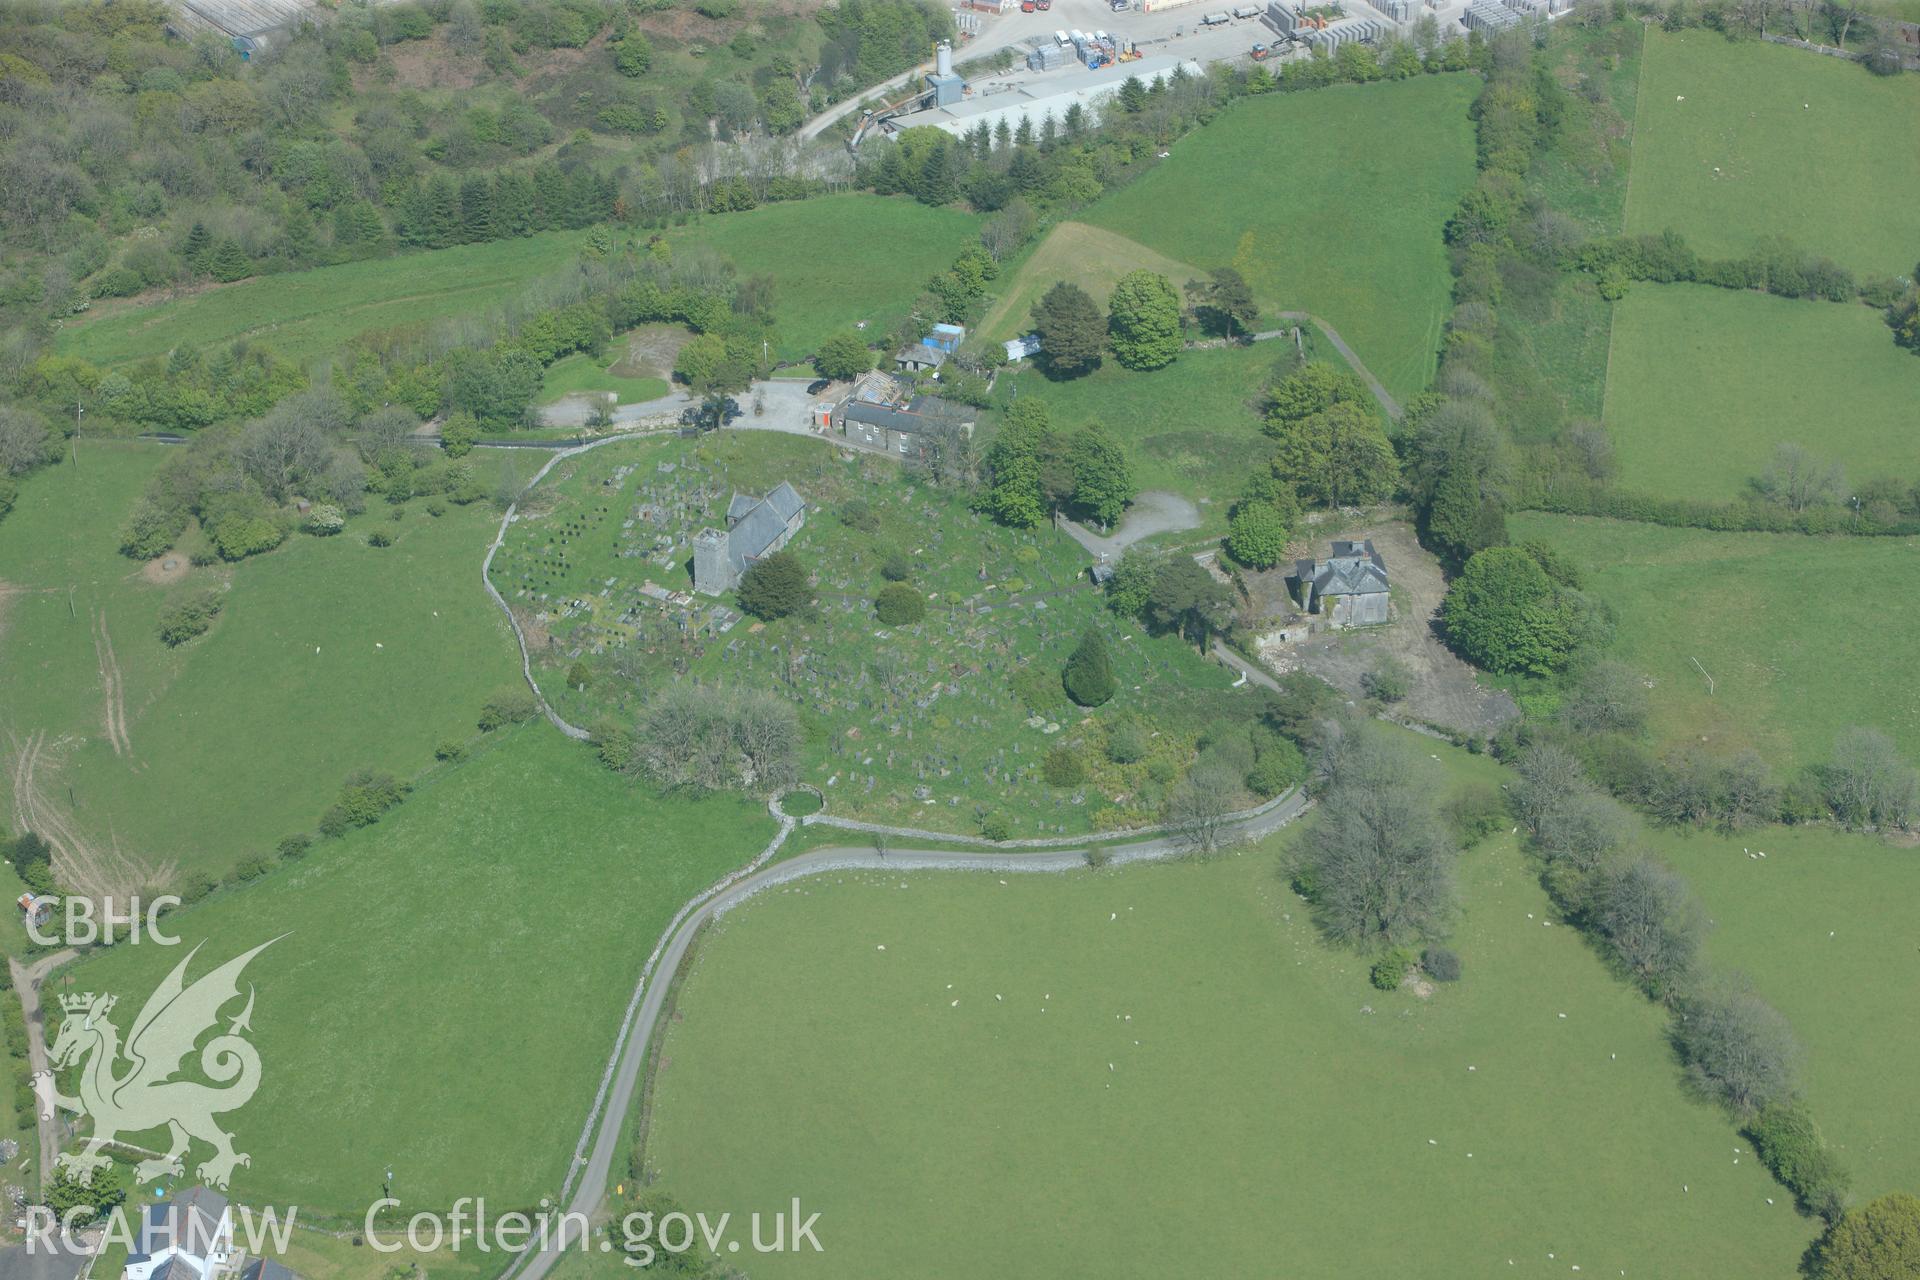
[493,431,1246,837]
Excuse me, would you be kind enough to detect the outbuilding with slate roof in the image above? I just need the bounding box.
[1293,539,1389,628]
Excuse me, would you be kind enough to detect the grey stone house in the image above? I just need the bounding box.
[835,379,975,456]
[1294,539,1389,627]
[692,481,806,595]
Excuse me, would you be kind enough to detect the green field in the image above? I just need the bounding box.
[54,233,590,368]
[1603,285,1920,501]
[974,221,1208,345]
[0,443,533,877]
[995,343,1286,533]
[1652,824,1920,1200]
[643,741,1815,1278]
[665,196,984,364]
[538,351,671,406]
[1625,29,1920,275]
[61,726,773,1214]
[1509,513,1920,766]
[1528,21,1644,235]
[1083,74,1480,401]
[493,431,1246,838]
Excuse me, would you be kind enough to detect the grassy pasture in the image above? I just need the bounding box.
[538,351,671,406]
[0,443,533,877]
[492,431,1242,838]
[60,726,774,1214]
[993,343,1286,535]
[1651,824,1920,1200]
[664,196,984,364]
[1508,513,1920,767]
[1082,74,1480,401]
[974,221,1205,345]
[55,233,589,368]
[1603,285,1920,501]
[1625,29,1920,275]
[642,739,1815,1278]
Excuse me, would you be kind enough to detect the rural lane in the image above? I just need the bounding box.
[1247,317,1403,421]
[494,786,1307,1280]
[10,947,77,1190]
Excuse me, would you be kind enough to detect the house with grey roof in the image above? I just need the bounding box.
[692,482,806,596]
[124,1188,234,1280]
[835,373,976,456]
[1293,539,1389,628]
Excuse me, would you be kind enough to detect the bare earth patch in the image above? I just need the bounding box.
[141,554,190,586]
[7,730,175,905]
[610,324,689,381]
[1249,518,1519,741]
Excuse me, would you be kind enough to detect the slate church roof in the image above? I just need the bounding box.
[721,483,804,575]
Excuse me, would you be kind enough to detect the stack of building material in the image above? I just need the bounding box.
[1028,42,1067,70]
[1462,0,1521,30]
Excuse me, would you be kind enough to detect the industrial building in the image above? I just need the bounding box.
[166,0,311,55]
[886,55,1203,142]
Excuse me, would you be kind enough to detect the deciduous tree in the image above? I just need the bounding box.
[1066,425,1134,527]
[1106,269,1182,371]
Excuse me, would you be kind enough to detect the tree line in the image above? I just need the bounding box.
[0,0,946,331]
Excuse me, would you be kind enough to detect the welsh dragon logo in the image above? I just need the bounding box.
[39,939,280,1190]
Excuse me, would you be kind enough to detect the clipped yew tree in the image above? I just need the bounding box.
[737,550,810,621]
[1062,629,1117,707]
[873,582,926,626]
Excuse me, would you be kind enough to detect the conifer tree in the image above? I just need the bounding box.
[1063,629,1118,707]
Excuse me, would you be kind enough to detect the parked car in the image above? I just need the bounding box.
[806,378,832,396]
[1251,42,1269,58]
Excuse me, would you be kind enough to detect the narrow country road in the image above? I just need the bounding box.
[496,787,1308,1280]
[10,947,77,1191]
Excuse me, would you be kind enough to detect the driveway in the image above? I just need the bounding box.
[10,948,77,1191]
[1059,490,1202,562]
[537,377,837,433]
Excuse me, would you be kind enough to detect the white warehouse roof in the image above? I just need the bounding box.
[892,56,1204,141]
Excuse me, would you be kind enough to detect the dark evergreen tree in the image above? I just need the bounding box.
[916,143,957,206]
[1062,629,1117,707]
[459,175,494,243]
[181,221,213,271]
[493,173,535,237]
[738,550,811,621]
[420,174,460,248]
[532,163,567,229]
[209,237,251,282]
[1031,281,1104,379]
